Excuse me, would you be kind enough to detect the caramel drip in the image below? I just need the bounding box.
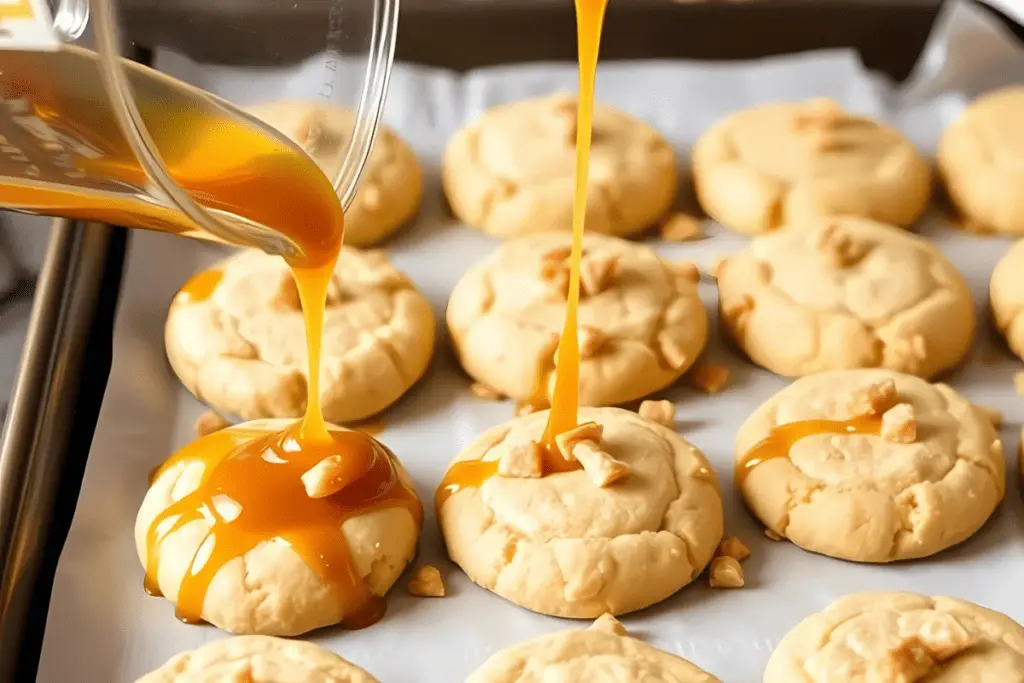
[541,0,609,467]
[735,415,882,486]
[435,459,499,510]
[436,0,608,507]
[293,261,334,444]
[177,268,223,304]
[144,422,422,626]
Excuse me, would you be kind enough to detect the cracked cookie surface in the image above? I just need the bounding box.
[764,592,1024,682]
[135,419,421,636]
[466,623,720,683]
[447,232,708,405]
[136,635,379,682]
[717,217,974,379]
[247,100,424,247]
[693,99,930,235]
[438,407,723,617]
[989,239,1024,360]
[735,370,1004,563]
[938,87,1024,236]
[442,93,677,238]
[165,248,435,423]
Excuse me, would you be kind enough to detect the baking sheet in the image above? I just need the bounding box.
[36,2,1024,681]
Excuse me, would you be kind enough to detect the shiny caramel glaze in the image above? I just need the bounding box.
[735,415,882,486]
[435,459,499,510]
[438,0,609,507]
[176,268,223,305]
[144,421,422,627]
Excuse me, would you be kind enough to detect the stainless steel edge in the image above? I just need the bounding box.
[0,220,114,682]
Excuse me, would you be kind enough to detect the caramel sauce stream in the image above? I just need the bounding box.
[142,107,420,630]
[437,0,608,507]
[734,415,882,486]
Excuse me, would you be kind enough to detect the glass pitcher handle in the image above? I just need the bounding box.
[329,0,399,211]
[50,0,88,41]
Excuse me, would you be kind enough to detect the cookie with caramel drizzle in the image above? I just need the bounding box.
[135,418,421,636]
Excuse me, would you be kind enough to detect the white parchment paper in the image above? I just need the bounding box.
[36,2,1024,681]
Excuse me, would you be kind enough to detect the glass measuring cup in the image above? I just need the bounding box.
[0,0,398,261]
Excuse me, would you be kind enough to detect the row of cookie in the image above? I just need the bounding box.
[140,358,1006,638]
[134,367,1016,677]
[250,87,1024,250]
[165,214,1023,427]
[137,592,1024,681]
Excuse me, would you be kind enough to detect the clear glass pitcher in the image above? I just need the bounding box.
[0,0,398,261]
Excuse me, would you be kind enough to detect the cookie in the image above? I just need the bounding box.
[447,232,707,405]
[990,239,1024,359]
[764,592,1024,682]
[442,93,677,238]
[693,98,931,235]
[466,617,720,683]
[246,100,423,247]
[717,217,974,379]
[136,635,378,683]
[165,247,435,423]
[438,406,723,617]
[135,419,422,636]
[938,87,1024,235]
[735,370,1004,563]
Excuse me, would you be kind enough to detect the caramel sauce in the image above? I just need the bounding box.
[437,0,608,504]
[541,0,607,464]
[735,415,882,486]
[435,460,499,509]
[176,268,223,305]
[144,423,422,625]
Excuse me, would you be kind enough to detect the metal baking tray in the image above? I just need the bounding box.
[1,2,1019,681]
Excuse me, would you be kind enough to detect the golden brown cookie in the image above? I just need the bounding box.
[443,93,678,238]
[136,419,421,636]
[693,98,931,235]
[990,238,1024,359]
[466,616,720,683]
[447,232,707,405]
[736,370,1004,563]
[764,592,1024,682]
[717,217,974,379]
[939,87,1024,236]
[136,636,379,682]
[438,407,723,618]
[165,248,435,423]
[247,100,423,247]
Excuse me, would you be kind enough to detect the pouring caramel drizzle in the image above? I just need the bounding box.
[143,96,421,629]
[734,415,882,486]
[436,0,608,506]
